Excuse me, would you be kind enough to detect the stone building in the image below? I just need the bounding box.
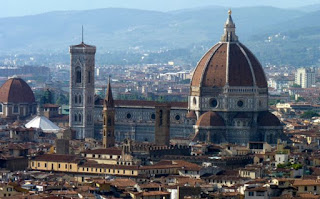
[82,11,284,145]
[69,42,96,139]
[0,77,37,120]
[189,10,283,144]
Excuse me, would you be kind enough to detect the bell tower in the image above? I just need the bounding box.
[155,103,171,146]
[103,78,115,148]
[69,39,96,139]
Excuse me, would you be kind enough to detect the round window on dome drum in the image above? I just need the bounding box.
[126,113,132,119]
[175,114,181,121]
[210,98,218,108]
[237,100,244,107]
[151,113,155,120]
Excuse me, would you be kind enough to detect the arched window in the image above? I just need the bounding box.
[159,110,163,126]
[0,104,2,113]
[78,114,82,122]
[74,114,78,122]
[76,67,81,83]
[78,95,82,104]
[88,71,91,83]
[74,95,78,104]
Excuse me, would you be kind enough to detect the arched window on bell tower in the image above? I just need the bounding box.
[76,66,81,83]
[74,95,78,104]
[78,95,82,104]
[78,114,82,122]
[74,114,78,122]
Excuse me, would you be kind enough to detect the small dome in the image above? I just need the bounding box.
[0,78,35,103]
[257,111,282,126]
[186,111,197,119]
[196,111,225,127]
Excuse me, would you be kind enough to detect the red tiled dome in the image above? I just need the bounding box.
[257,111,282,126]
[191,42,267,88]
[0,78,35,103]
[191,10,267,89]
[196,111,225,127]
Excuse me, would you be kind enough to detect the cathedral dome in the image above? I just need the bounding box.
[0,78,35,103]
[196,111,225,127]
[191,11,267,89]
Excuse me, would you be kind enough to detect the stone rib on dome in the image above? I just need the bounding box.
[0,78,35,103]
[196,111,225,127]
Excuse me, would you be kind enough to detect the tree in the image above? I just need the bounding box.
[291,83,301,88]
[300,111,319,119]
[56,94,69,105]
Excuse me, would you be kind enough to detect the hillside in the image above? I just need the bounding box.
[0,6,319,66]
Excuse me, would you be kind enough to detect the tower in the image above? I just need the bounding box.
[69,40,96,139]
[103,78,115,148]
[155,103,171,146]
[295,67,316,88]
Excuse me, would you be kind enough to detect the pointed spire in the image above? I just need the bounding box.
[81,25,84,44]
[221,9,238,42]
[104,76,114,108]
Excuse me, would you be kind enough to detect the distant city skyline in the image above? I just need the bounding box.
[1,0,320,18]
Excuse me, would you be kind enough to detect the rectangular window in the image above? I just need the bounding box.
[13,105,18,113]
[256,192,264,196]
[305,186,308,191]
[0,104,2,113]
[65,164,67,169]
[58,164,61,168]
[38,163,40,167]
[249,192,254,196]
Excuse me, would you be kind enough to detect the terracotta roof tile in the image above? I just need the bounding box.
[191,42,267,89]
[0,78,35,103]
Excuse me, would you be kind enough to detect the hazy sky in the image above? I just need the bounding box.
[1,0,320,18]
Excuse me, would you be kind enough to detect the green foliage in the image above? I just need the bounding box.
[277,162,303,170]
[40,89,54,105]
[56,94,69,105]
[269,99,281,106]
[300,111,319,119]
[296,97,305,102]
[292,83,301,88]
[292,164,303,170]
[277,163,286,169]
[179,79,191,84]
